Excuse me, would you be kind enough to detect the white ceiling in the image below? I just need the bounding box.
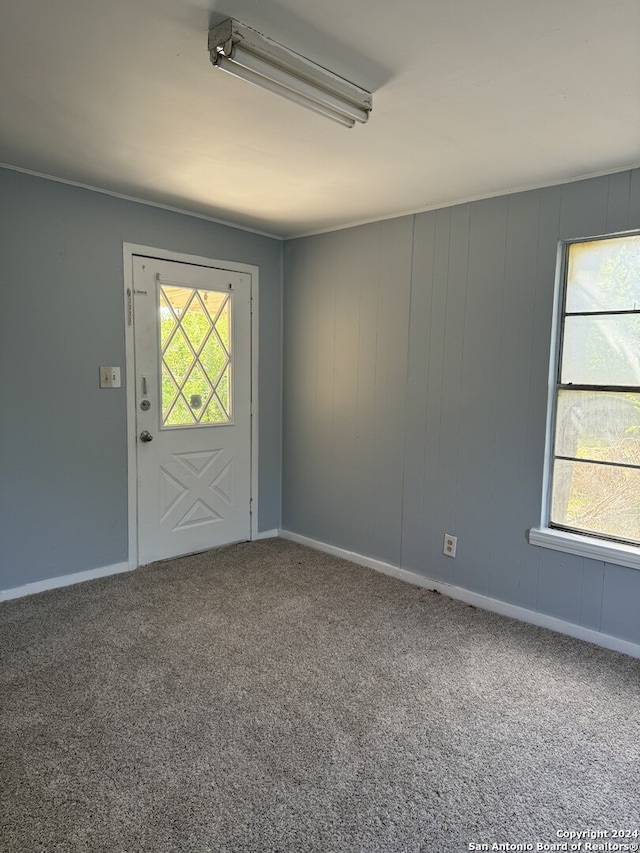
[1,0,639,238]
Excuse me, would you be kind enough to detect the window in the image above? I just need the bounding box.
[159,284,232,428]
[540,233,640,558]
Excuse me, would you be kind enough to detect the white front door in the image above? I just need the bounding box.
[133,256,251,565]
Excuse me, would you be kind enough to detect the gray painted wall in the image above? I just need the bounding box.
[0,168,282,590]
[283,168,640,647]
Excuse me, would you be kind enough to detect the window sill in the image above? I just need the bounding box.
[529,527,640,571]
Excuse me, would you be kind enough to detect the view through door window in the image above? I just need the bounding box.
[159,284,232,428]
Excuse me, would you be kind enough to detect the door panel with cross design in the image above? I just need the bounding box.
[133,257,251,565]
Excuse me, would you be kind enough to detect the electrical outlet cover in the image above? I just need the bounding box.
[443,534,457,558]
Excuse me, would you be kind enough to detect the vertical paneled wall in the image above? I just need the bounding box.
[0,168,282,590]
[283,168,640,646]
[283,219,413,566]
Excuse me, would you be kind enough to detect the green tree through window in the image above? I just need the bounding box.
[160,286,231,427]
[550,234,640,544]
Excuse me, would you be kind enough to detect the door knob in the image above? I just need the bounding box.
[139,430,153,443]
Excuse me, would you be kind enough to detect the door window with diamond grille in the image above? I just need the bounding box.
[159,284,232,428]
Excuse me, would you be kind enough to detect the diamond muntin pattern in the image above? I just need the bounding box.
[160,285,232,427]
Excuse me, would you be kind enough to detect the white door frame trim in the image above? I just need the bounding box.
[123,243,260,570]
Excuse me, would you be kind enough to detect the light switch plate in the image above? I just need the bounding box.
[99,366,121,388]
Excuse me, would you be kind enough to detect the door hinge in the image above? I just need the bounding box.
[127,288,133,326]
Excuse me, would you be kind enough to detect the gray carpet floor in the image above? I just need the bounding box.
[1,538,639,852]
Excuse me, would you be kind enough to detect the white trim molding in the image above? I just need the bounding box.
[0,164,281,240]
[0,562,132,602]
[280,530,640,660]
[253,529,280,541]
[529,527,640,572]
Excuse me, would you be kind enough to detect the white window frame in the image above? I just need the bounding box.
[529,232,640,571]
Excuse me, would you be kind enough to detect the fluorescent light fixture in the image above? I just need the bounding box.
[208,19,372,128]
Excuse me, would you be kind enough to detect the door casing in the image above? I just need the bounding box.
[123,243,260,570]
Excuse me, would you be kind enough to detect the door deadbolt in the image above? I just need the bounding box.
[140,399,151,411]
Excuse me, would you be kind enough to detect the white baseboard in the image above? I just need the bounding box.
[279,530,640,661]
[253,528,280,541]
[5,533,639,661]
[0,532,280,603]
[0,561,132,602]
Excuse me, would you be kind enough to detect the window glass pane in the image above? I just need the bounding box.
[555,390,640,465]
[165,395,195,427]
[566,235,640,313]
[160,285,232,428]
[560,314,640,386]
[551,458,640,545]
[200,395,226,424]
